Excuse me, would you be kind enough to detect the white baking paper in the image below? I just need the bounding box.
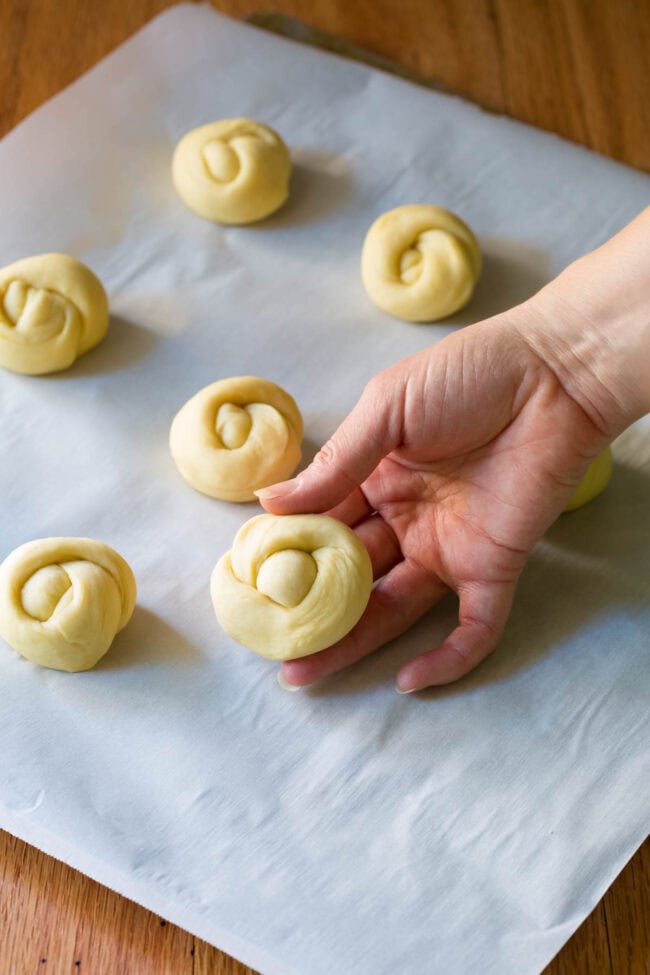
[0,6,648,974]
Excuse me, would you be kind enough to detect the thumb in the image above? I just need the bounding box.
[255,374,403,514]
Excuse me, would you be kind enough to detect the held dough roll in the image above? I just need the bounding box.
[0,538,137,672]
[170,376,303,502]
[361,205,481,322]
[0,254,109,375]
[563,448,613,512]
[172,119,291,224]
[211,514,373,660]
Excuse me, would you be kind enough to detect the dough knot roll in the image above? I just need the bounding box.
[0,538,136,672]
[0,254,109,374]
[361,205,481,322]
[170,376,303,502]
[211,514,373,660]
[172,119,291,224]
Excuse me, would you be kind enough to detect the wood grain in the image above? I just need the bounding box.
[604,837,650,975]
[0,830,194,975]
[0,2,648,973]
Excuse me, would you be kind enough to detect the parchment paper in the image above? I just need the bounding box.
[0,6,648,973]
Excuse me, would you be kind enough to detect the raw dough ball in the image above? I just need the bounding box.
[563,448,613,512]
[211,514,373,660]
[172,119,291,224]
[361,205,481,322]
[0,253,109,375]
[169,376,303,502]
[0,538,137,672]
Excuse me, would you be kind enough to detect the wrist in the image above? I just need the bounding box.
[516,207,650,439]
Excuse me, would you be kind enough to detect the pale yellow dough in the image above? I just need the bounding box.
[0,538,137,672]
[563,448,613,512]
[172,119,291,224]
[170,376,303,502]
[0,254,109,375]
[361,205,482,322]
[211,514,373,660]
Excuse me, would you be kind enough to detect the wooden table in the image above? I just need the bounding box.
[1,2,648,972]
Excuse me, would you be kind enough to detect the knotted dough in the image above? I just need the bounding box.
[170,376,303,502]
[172,119,291,224]
[564,448,613,512]
[211,514,373,660]
[0,537,137,672]
[361,205,481,322]
[0,253,109,375]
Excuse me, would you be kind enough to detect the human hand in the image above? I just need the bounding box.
[257,313,610,692]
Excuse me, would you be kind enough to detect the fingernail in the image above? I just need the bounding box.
[255,478,299,501]
[395,682,416,694]
[277,670,301,692]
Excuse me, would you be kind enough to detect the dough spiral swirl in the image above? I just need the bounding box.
[172,119,291,224]
[211,514,373,660]
[0,254,109,375]
[170,377,303,502]
[0,538,136,672]
[361,205,481,322]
